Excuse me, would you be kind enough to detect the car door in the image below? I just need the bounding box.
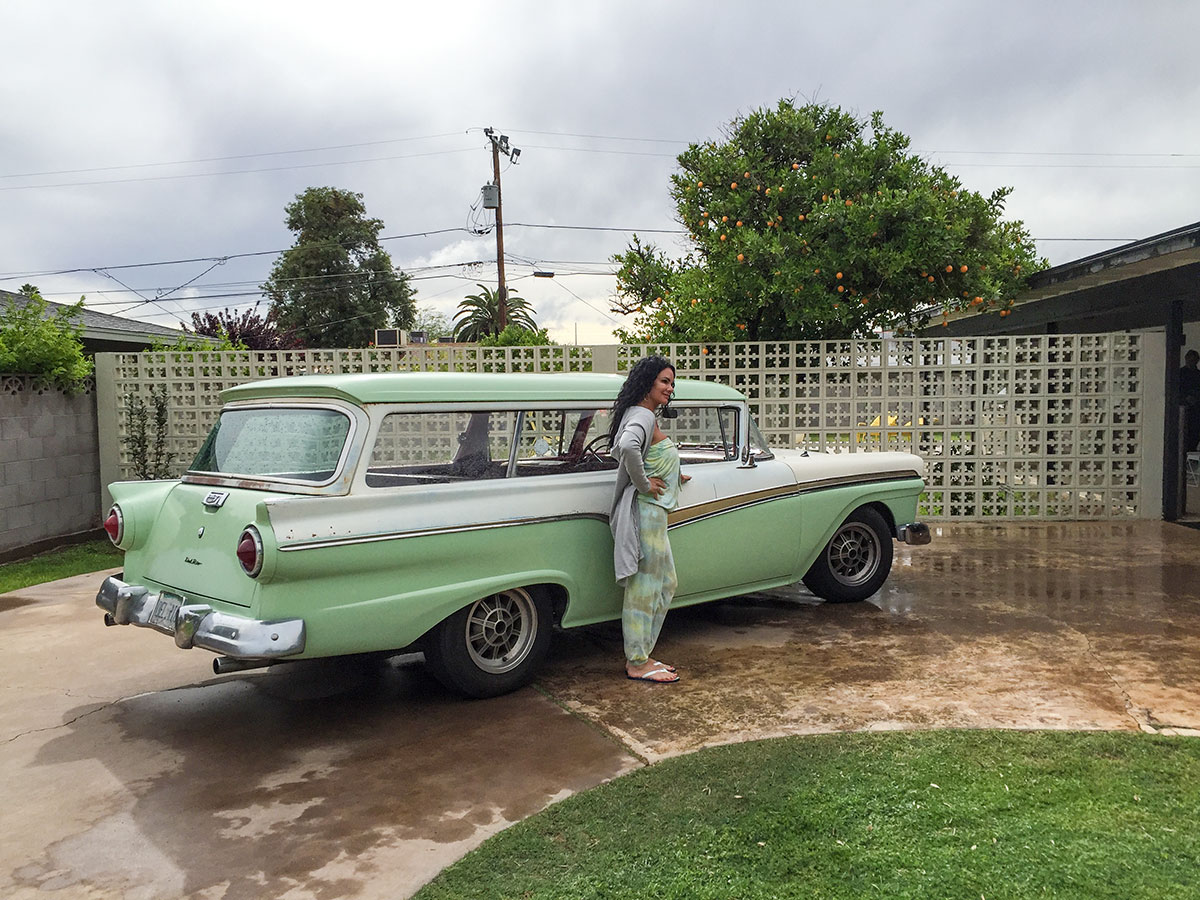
[661,405,800,600]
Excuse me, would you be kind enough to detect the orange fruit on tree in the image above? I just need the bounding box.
[945,265,954,273]
[927,275,935,283]
[798,214,805,221]
[792,162,800,170]
[836,272,843,279]
[960,265,968,273]
[837,285,845,293]
[737,253,745,262]
[697,181,703,187]
[722,215,728,222]
[702,211,709,217]
[720,234,727,241]
[814,268,821,274]
[736,220,743,227]
[731,182,738,189]
[744,171,750,178]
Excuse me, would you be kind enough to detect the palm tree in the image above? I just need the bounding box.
[453,284,538,341]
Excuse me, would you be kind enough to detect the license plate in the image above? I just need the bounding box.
[149,593,182,632]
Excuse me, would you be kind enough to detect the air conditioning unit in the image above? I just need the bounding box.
[409,330,428,344]
[374,329,405,347]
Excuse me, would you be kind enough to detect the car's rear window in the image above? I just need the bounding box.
[189,407,352,482]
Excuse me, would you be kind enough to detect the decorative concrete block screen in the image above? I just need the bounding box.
[95,333,1146,519]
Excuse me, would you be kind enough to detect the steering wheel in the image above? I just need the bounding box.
[580,434,612,464]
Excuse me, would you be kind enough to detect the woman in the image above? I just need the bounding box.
[609,356,689,683]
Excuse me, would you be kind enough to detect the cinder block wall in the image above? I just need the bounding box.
[0,377,101,556]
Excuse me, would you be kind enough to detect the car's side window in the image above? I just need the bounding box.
[366,410,514,486]
[513,408,618,477]
[661,406,739,464]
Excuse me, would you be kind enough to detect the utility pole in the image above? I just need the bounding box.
[483,127,520,330]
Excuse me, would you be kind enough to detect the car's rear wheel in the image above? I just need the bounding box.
[423,587,552,698]
[802,506,893,603]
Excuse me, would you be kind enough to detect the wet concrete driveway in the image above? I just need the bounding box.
[3,521,1199,898]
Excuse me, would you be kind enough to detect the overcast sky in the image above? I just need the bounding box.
[3,1,1197,344]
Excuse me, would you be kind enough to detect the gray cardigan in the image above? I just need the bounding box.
[609,406,656,584]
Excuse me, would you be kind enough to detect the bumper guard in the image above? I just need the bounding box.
[96,575,305,659]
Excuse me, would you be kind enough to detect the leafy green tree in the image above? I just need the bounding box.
[452,284,537,342]
[0,290,93,392]
[411,305,455,340]
[262,187,416,347]
[612,99,1045,341]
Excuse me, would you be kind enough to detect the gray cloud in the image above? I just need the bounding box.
[3,0,1197,342]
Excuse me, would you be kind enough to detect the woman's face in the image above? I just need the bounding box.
[644,367,675,408]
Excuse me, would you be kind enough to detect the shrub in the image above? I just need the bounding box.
[0,291,93,392]
[478,325,553,346]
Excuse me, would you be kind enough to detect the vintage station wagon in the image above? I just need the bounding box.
[97,372,930,697]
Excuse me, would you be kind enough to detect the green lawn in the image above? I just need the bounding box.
[415,730,1200,899]
[0,539,122,594]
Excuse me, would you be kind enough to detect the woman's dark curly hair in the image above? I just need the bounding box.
[608,355,675,445]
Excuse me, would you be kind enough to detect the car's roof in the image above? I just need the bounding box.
[220,371,746,405]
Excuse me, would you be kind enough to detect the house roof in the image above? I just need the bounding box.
[1,289,181,349]
[929,220,1200,336]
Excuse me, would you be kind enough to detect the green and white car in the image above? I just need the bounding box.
[97,372,930,697]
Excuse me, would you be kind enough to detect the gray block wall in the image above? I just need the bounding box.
[1,378,101,555]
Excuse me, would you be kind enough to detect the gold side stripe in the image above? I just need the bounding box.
[667,470,922,528]
[278,470,921,550]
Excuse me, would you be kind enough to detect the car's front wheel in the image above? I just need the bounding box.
[423,587,552,698]
[802,506,893,603]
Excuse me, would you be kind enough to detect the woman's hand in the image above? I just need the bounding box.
[647,477,667,498]
[680,473,692,485]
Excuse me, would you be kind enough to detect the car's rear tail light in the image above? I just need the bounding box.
[236,526,264,578]
[103,506,124,545]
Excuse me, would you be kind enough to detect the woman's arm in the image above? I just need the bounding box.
[615,410,654,494]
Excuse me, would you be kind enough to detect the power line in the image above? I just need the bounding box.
[0,228,474,280]
[0,132,466,180]
[0,147,478,192]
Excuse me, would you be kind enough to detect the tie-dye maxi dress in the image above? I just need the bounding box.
[622,437,681,665]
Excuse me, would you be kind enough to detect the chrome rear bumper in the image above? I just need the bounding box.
[96,574,305,658]
[896,522,932,545]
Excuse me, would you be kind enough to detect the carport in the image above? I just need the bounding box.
[934,221,1200,520]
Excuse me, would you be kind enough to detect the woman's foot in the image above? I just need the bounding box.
[626,660,680,683]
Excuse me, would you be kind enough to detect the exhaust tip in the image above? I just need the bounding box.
[212,656,273,676]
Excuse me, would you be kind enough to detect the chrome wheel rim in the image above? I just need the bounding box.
[464,589,538,674]
[827,523,881,586]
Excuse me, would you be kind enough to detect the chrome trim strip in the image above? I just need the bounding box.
[276,470,922,550]
[277,512,612,551]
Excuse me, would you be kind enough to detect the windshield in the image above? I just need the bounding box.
[190,407,352,483]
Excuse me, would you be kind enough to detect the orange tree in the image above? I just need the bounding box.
[612,100,1045,341]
